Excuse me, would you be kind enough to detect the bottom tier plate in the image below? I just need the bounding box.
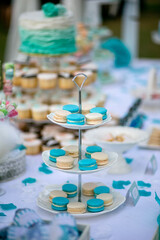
[37,184,126,218]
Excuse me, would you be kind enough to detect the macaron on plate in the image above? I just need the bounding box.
[37,184,126,218]
[47,112,111,130]
[42,150,118,174]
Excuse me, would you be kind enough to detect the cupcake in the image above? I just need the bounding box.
[80,62,97,82]
[42,136,60,151]
[31,104,48,121]
[24,139,41,155]
[58,73,75,90]
[59,66,77,74]
[21,68,39,89]
[21,132,37,141]
[17,104,31,119]
[13,69,23,86]
[38,73,57,90]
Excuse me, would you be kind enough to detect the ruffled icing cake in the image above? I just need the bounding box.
[19,3,77,55]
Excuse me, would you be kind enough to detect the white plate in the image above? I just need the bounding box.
[47,112,112,130]
[37,184,126,218]
[84,126,149,153]
[42,150,118,174]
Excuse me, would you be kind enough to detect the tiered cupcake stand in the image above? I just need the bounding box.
[37,73,126,217]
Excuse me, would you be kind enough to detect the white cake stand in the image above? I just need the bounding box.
[37,73,125,217]
[84,126,149,174]
[37,184,125,219]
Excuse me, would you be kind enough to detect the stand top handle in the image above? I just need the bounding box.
[72,73,87,91]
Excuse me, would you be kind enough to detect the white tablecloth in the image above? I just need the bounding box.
[0,59,160,240]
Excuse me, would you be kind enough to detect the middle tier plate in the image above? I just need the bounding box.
[47,112,112,130]
[42,150,118,174]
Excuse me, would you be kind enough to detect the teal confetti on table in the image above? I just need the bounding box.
[137,181,151,188]
[22,177,36,186]
[0,212,6,216]
[157,215,160,225]
[112,180,131,189]
[15,144,26,150]
[39,163,53,174]
[152,119,160,124]
[155,192,160,206]
[0,203,17,211]
[125,158,133,164]
[139,190,151,197]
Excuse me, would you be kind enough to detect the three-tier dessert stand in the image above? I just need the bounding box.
[37,73,126,217]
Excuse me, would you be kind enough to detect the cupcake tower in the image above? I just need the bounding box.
[43,73,115,203]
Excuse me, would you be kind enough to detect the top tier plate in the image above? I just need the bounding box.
[47,112,112,130]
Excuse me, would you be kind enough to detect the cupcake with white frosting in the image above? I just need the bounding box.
[38,73,57,89]
[31,104,48,121]
[17,103,31,119]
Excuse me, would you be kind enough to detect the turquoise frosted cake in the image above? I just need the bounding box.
[19,3,77,55]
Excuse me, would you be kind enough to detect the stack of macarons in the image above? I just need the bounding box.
[53,104,108,126]
[83,182,113,212]
[90,107,107,120]
[49,183,86,214]
[49,182,113,214]
[81,145,109,169]
[49,148,75,169]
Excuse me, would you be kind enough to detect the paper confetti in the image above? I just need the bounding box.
[137,181,151,188]
[155,192,160,206]
[125,158,133,164]
[39,164,53,175]
[139,190,151,197]
[112,180,131,189]
[22,178,36,186]
[0,203,17,211]
[0,212,6,216]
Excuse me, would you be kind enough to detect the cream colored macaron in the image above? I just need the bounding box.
[63,145,78,158]
[53,110,71,123]
[49,190,67,203]
[82,103,96,115]
[67,202,86,214]
[82,182,98,196]
[96,193,113,206]
[56,156,74,169]
[91,152,108,166]
[85,113,102,125]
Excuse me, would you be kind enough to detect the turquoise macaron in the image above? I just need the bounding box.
[90,107,107,120]
[79,159,98,171]
[87,199,104,212]
[49,149,66,163]
[67,114,85,125]
[94,186,110,197]
[52,197,69,211]
[62,183,77,198]
[85,145,102,158]
[63,104,79,113]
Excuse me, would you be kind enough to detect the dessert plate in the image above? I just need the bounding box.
[37,184,126,218]
[47,112,112,130]
[42,150,118,174]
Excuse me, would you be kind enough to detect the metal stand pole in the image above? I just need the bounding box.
[72,73,87,202]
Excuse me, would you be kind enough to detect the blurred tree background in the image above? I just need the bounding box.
[0,0,160,61]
